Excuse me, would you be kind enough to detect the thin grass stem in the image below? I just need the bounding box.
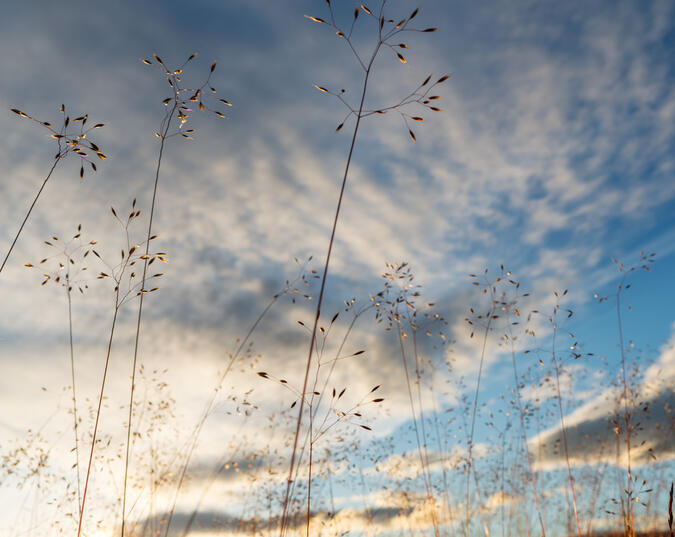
[120,100,176,537]
[279,35,377,537]
[77,290,120,537]
[65,271,82,520]
[550,318,582,537]
[0,159,60,276]
[465,314,493,537]
[616,279,634,535]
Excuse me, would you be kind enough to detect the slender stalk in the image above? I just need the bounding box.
[397,322,440,537]
[465,313,493,537]
[534,404,547,525]
[507,324,546,537]
[164,288,288,537]
[77,290,121,537]
[616,280,634,535]
[0,159,60,276]
[430,384,454,529]
[124,58,238,530]
[278,306,369,533]
[279,38,379,537]
[500,427,506,537]
[311,304,373,426]
[278,4,446,533]
[306,413,313,537]
[550,321,582,537]
[586,451,608,537]
[120,101,176,537]
[66,271,82,519]
[412,329,436,506]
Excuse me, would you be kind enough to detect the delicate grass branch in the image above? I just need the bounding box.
[2,106,104,276]
[281,3,447,534]
[120,52,231,537]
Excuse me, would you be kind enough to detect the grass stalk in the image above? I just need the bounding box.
[65,270,82,519]
[4,105,105,277]
[77,288,121,537]
[549,309,582,537]
[506,321,547,537]
[75,204,151,537]
[615,278,634,536]
[430,382,455,530]
[412,329,438,524]
[397,322,440,537]
[0,159,60,276]
[279,33,373,537]
[120,99,176,537]
[122,51,230,536]
[281,4,447,532]
[465,311,493,537]
[164,278,302,537]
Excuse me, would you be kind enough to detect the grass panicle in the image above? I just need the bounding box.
[2,106,104,276]
[1,6,672,537]
[281,3,448,535]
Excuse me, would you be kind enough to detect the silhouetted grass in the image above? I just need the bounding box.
[1,3,673,537]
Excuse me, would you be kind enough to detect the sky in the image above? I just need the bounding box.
[0,1,674,536]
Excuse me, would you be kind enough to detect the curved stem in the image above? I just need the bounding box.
[508,323,546,537]
[616,282,634,534]
[121,102,176,537]
[66,272,82,520]
[465,314,492,537]
[164,287,289,537]
[279,40,380,537]
[306,418,313,537]
[551,322,582,537]
[77,294,120,537]
[398,323,440,537]
[0,158,60,276]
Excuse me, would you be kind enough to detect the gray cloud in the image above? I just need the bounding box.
[139,504,412,537]
[530,331,675,469]
[532,388,675,469]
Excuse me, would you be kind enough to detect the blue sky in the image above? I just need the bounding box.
[0,1,674,536]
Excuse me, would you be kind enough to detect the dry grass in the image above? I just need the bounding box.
[2,106,105,276]
[0,2,673,537]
